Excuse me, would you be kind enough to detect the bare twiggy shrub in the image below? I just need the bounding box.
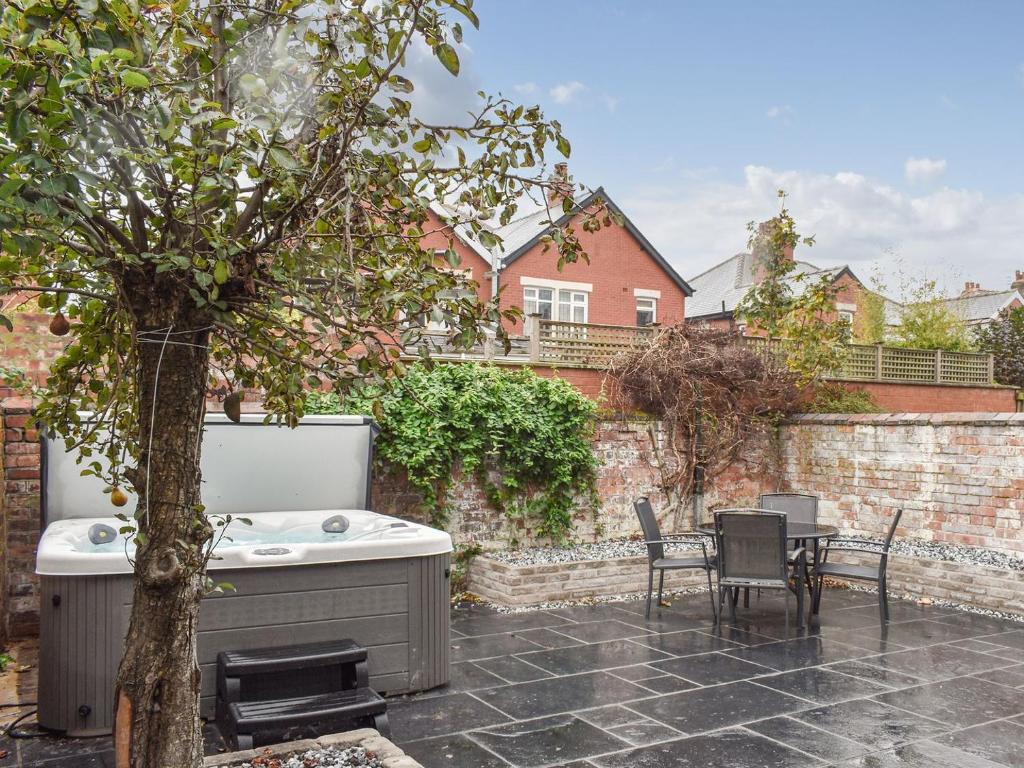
[609,324,802,524]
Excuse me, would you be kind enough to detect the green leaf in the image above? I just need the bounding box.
[0,314,12,332]
[213,260,229,284]
[435,44,460,76]
[268,146,298,170]
[412,138,432,153]
[238,73,267,98]
[556,134,571,158]
[121,70,150,89]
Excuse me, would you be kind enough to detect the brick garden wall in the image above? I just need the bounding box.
[0,400,41,642]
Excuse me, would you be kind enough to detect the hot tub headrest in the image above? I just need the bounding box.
[43,414,378,523]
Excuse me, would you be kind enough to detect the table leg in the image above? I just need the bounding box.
[811,538,822,615]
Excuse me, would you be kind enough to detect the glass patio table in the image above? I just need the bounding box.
[696,520,838,615]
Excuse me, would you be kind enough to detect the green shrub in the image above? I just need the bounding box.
[308,363,599,543]
[808,382,882,413]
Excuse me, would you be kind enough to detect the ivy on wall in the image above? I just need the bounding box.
[306,363,599,543]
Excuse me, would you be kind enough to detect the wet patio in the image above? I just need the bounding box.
[391,588,1024,768]
[1,587,1023,767]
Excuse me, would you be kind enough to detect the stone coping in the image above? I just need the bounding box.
[788,412,1024,425]
[203,728,422,768]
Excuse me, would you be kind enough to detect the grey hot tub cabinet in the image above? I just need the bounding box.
[39,554,450,735]
[36,414,451,736]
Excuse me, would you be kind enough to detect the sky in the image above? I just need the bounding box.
[414,0,1024,298]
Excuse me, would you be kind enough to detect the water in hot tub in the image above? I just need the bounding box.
[72,513,404,552]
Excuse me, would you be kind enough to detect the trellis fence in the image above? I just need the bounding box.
[405,320,996,386]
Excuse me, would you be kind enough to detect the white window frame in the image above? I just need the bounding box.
[523,285,555,321]
[636,296,657,327]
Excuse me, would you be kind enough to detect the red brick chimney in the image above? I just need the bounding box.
[960,281,983,298]
[1012,270,1024,294]
[751,221,795,283]
[547,162,573,205]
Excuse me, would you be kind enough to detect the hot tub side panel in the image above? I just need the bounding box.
[38,555,450,735]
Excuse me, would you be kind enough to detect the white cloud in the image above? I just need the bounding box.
[602,94,619,113]
[904,157,947,184]
[765,105,793,120]
[513,82,537,95]
[549,80,586,104]
[622,164,1024,292]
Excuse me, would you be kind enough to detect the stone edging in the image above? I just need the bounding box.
[788,412,1024,426]
[203,728,422,768]
[468,550,1024,616]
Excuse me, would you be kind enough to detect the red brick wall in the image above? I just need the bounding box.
[845,382,1017,412]
[0,400,41,640]
[496,210,687,334]
[419,210,493,300]
[0,308,67,384]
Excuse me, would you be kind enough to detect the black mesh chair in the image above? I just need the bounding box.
[714,509,806,632]
[634,498,717,620]
[758,493,818,525]
[814,508,903,622]
[759,493,819,594]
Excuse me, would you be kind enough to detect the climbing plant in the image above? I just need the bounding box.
[975,306,1024,388]
[307,363,599,543]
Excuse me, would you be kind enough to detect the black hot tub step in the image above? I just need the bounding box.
[219,638,367,676]
[216,639,370,711]
[224,687,390,750]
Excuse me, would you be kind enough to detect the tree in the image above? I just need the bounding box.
[892,278,974,351]
[0,2,605,764]
[975,306,1024,388]
[735,192,848,384]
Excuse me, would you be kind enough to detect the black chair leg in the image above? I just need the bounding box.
[645,567,654,619]
[729,587,737,620]
[796,579,805,630]
[716,587,725,626]
[743,588,750,608]
[784,593,790,638]
[814,575,824,613]
[657,569,665,610]
[705,569,717,621]
[879,577,889,623]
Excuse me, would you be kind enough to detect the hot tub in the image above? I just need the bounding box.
[36,415,452,736]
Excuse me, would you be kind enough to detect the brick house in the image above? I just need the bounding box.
[422,164,693,336]
[685,241,873,337]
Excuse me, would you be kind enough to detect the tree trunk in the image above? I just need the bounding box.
[114,299,212,768]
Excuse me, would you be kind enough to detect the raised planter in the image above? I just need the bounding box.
[203,728,422,768]
[468,549,1024,617]
[467,553,709,606]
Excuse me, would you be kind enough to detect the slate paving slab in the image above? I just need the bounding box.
[634,629,745,657]
[744,716,871,763]
[842,619,986,650]
[979,630,1024,651]
[606,720,682,746]
[791,698,948,749]
[855,643,1014,683]
[473,671,653,721]
[822,660,924,689]
[724,635,869,672]
[932,719,1024,767]
[470,715,629,767]
[388,692,511,743]
[970,663,1024,689]
[835,740,1014,767]
[474,655,554,684]
[650,651,777,685]
[547,620,652,644]
[631,675,700,695]
[445,661,508,692]
[450,632,546,663]
[754,666,890,704]
[625,680,810,734]
[401,734,511,768]
[591,727,822,768]
[512,627,583,650]
[518,639,672,676]
[873,675,1024,727]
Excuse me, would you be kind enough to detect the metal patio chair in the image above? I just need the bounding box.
[633,498,717,620]
[714,509,806,632]
[759,492,819,594]
[814,508,903,623]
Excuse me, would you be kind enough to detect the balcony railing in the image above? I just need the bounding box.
[402,320,996,386]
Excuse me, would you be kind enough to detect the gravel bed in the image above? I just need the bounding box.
[235,747,385,768]
[485,535,1024,572]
